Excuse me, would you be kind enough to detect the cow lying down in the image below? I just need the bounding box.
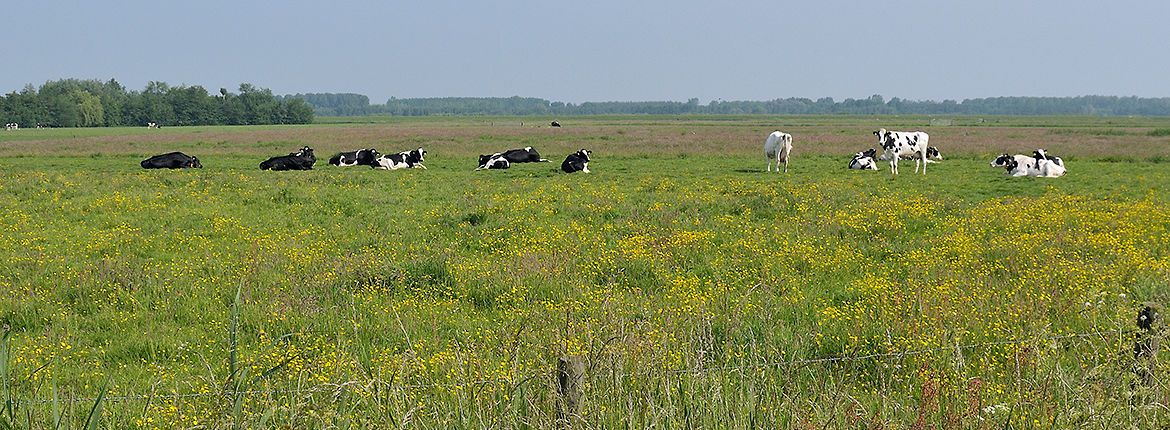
[329,148,380,167]
[141,152,202,169]
[849,148,879,170]
[260,146,316,170]
[991,153,1066,177]
[374,148,427,170]
[561,149,591,173]
[476,146,548,170]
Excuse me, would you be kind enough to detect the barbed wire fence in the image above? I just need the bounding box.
[4,325,1154,407]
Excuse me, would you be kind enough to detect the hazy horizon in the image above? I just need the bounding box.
[4,0,1169,104]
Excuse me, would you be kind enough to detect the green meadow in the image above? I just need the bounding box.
[1,116,1168,429]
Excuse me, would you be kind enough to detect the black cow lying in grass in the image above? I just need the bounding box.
[561,149,591,173]
[329,148,380,167]
[141,152,202,169]
[476,146,548,170]
[260,146,316,170]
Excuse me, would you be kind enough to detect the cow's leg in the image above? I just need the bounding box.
[783,157,788,173]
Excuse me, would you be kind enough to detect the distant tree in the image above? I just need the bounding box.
[74,90,105,127]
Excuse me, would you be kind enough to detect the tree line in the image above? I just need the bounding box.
[0,79,313,128]
[291,94,1170,117]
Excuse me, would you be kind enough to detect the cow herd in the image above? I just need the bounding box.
[131,126,1066,178]
[768,129,1067,178]
[139,145,593,174]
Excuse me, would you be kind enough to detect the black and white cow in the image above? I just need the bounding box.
[141,152,202,169]
[848,148,879,170]
[260,146,316,170]
[1032,149,1064,167]
[329,148,381,167]
[476,154,510,170]
[4,123,17,131]
[1034,158,1067,177]
[874,128,930,175]
[990,153,1040,177]
[550,121,561,127]
[476,146,548,169]
[561,149,591,173]
[147,122,158,129]
[374,147,428,170]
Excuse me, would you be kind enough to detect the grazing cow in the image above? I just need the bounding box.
[4,123,17,131]
[329,148,381,167]
[561,149,591,173]
[476,154,511,170]
[147,122,158,129]
[260,146,316,170]
[476,147,548,170]
[1032,149,1064,167]
[374,147,428,170]
[848,148,879,170]
[874,128,930,175]
[141,152,203,169]
[550,121,561,127]
[763,131,793,173]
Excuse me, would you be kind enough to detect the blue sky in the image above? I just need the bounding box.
[3,0,1168,103]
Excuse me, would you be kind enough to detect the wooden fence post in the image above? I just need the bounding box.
[556,355,585,425]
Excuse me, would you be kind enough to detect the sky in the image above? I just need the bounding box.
[3,0,1169,104]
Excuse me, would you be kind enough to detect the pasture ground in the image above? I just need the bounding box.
[1,115,1169,429]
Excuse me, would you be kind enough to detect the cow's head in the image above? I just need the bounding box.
[990,154,1013,168]
[926,146,941,160]
[414,147,427,162]
[862,148,877,158]
[189,157,203,168]
[299,146,314,158]
[873,129,893,148]
[477,154,492,169]
[576,149,591,162]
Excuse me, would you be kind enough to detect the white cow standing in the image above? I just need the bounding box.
[874,128,929,175]
[763,131,793,173]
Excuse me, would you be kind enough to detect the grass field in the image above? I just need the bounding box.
[1,116,1169,429]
